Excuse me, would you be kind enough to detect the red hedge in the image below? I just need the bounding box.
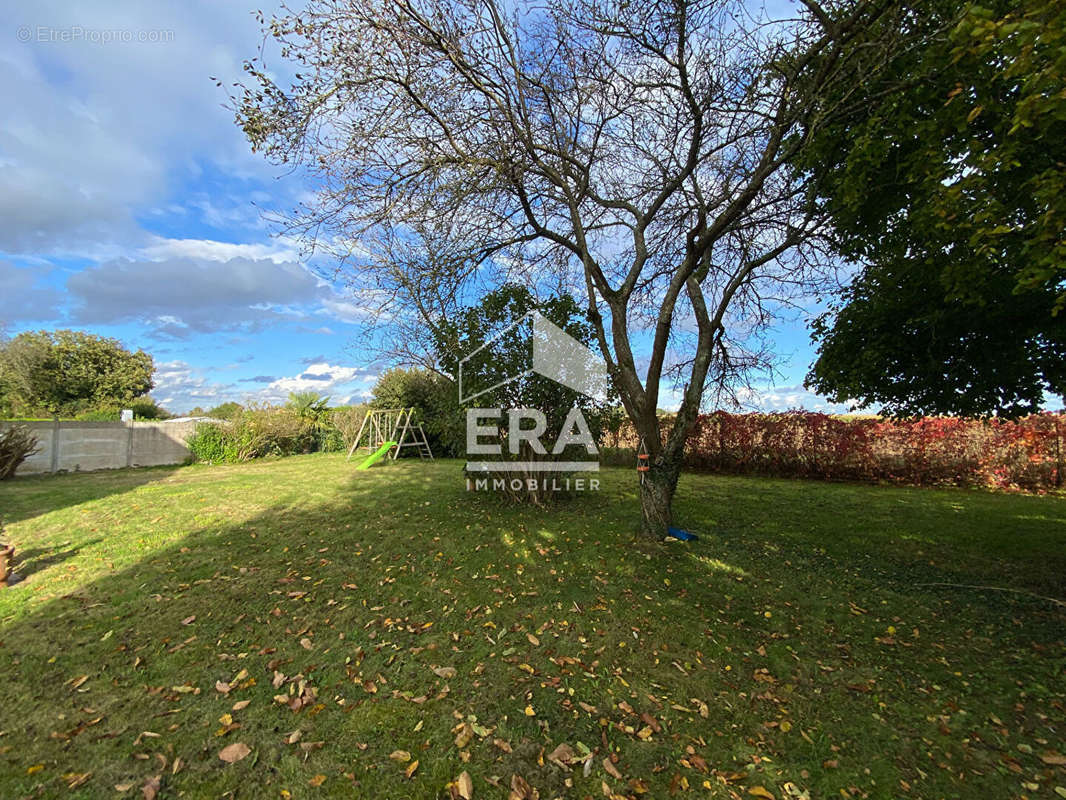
[608,412,1065,491]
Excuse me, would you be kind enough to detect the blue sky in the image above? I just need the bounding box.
[1,0,847,414]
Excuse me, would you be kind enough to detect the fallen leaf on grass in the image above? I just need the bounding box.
[686,754,709,773]
[232,700,251,711]
[62,772,91,789]
[748,788,776,800]
[1041,752,1066,766]
[218,742,251,763]
[640,712,662,733]
[133,731,161,746]
[181,616,196,625]
[309,774,326,786]
[454,723,474,749]
[510,773,538,799]
[603,757,623,780]
[142,776,161,800]
[547,743,575,769]
[454,770,474,799]
[433,666,457,679]
[390,750,411,762]
[405,760,419,778]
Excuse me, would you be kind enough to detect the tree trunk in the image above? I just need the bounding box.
[638,459,680,540]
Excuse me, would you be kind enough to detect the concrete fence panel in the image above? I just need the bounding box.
[56,422,129,473]
[2,419,204,476]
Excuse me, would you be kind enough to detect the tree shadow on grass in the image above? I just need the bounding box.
[672,473,1066,599]
[6,538,104,581]
[0,463,1062,799]
[0,465,180,526]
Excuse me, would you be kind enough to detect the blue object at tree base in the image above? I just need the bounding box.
[667,527,697,541]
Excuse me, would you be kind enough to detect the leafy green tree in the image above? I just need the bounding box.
[0,330,154,418]
[372,368,446,411]
[370,368,461,456]
[206,401,243,421]
[433,285,613,473]
[798,0,1066,416]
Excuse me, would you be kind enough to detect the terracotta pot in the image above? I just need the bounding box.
[0,544,13,584]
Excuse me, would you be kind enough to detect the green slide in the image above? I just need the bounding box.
[355,441,397,470]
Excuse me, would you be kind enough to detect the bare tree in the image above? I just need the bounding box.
[236,0,915,538]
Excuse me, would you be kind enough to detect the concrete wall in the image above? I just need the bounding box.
[3,419,202,476]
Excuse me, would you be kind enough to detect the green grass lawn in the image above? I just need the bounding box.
[0,455,1063,799]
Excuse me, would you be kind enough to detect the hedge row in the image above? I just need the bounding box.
[605,411,1065,491]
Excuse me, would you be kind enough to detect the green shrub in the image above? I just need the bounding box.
[235,406,316,459]
[186,403,359,464]
[74,406,121,421]
[130,397,171,420]
[316,427,346,453]
[68,397,170,421]
[186,422,236,464]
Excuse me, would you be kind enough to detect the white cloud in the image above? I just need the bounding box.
[153,360,231,409]
[261,362,376,400]
[734,384,853,414]
[319,298,377,324]
[0,0,296,256]
[152,360,376,412]
[139,236,302,264]
[654,382,852,414]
